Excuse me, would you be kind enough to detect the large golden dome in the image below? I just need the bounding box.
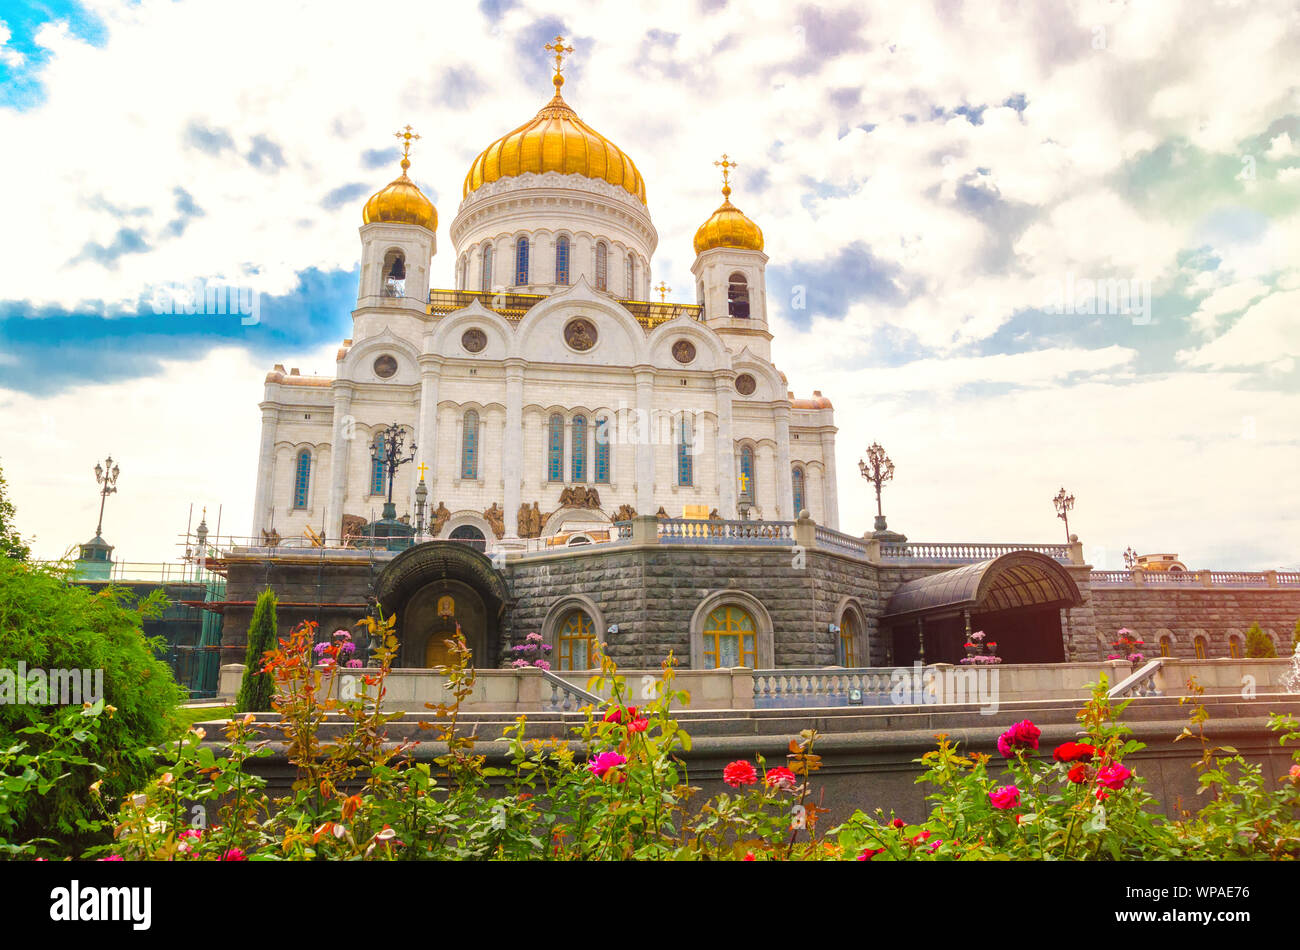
[363,145,437,231]
[693,184,764,255]
[462,73,647,205]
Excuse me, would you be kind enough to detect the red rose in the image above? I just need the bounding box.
[857,847,885,861]
[1067,764,1088,784]
[764,766,798,791]
[1053,741,1097,763]
[890,818,906,829]
[722,760,758,788]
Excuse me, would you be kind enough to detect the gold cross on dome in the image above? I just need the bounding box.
[714,153,738,195]
[394,125,420,169]
[416,462,429,480]
[545,35,574,83]
[655,281,670,302]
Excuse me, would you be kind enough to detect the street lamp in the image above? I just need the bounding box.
[370,423,417,521]
[1053,487,1075,543]
[93,455,121,537]
[858,442,895,533]
[1122,546,1138,570]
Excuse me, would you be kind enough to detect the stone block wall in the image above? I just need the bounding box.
[1089,587,1300,659]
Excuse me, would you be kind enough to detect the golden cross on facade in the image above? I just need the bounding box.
[545,35,574,88]
[416,462,429,480]
[655,281,670,302]
[714,153,738,197]
[738,471,750,492]
[394,124,420,170]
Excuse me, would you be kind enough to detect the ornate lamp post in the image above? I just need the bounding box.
[93,455,121,538]
[414,463,429,538]
[858,442,897,537]
[1053,486,1075,543]
[1122,546,1138,570]
[370,423,417,521]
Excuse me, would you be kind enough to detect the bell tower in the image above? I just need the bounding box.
[357,126,437,305]
[690,155,771,360]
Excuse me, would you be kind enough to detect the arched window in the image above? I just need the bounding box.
[449,524,485,552]
[625,253,635,297]
[515,236,529,285]
[383,251,406,297]
[1159,635,1172,658]
[480,244,494,292]
[557,610,596,670]
[728,272,750,318]
[676,414,693,486]
[792,466,805,514]
[594,416,611,483]
[1194,636,1207,660]
[702,605,757,668]
[571,415,587,482]
[595,242,608,291]
[738,445,756,503]
[462,410,479,479]
[555,235,570,285]
[548,414,564,482]
[839,611,859,666]
[370,432,386,495]
[293,449,311,509]
[1228,636,1242,659]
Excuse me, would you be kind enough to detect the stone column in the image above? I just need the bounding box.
[251,403,279,536]
[327,383,354,540]
[774,403,793,519]
[414,357,442,519]
[503,359,525,539]
[821,428,840,530]
[634,367,655,515]
[714,376,737,519]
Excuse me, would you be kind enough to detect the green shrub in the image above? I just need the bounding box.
[0,462,29,561]
[1245,622,1276,658]
[235,588,278,712]
[0,559,183,854]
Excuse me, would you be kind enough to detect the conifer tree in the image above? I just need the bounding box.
[236,588,279,712]
[1244,621,1276,659]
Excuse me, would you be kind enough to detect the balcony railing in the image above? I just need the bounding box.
[880,541,1073,563]
[426,288,703,329]
[658,518,794,545]
[753,668,899,708]
[1089,569,1297,589]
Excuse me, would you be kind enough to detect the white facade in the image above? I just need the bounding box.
[251,168,838,547]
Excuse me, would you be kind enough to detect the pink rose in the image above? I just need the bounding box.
[988,785,1021,810]
[586,751,627,778]
[1096,762,1131,790]
[996,720,1041,757]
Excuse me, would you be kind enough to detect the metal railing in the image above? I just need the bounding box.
[880,541,1073,563]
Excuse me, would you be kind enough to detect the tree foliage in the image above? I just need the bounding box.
[235,588,278,713]
[1245,621,1276,659]
[0,462,30,561]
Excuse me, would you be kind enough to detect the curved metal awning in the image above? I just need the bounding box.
[882,551,1082,622]
[374,540,510,617]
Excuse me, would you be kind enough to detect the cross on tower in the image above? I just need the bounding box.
[655,281,670,302]
[394,125,420,171]
[416,462,429,480]
[545,35,574,88]
[714,153,737,197]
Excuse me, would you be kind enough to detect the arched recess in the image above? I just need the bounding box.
[541,594,607,671]
[834,595,868,667]
[1154,628,1177,658]
[441,510,495,541]
[373,541,510,668]
[689,589,775,669]
[882,551,1083,665]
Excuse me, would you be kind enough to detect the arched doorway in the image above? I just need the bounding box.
[882,552,1083,665]
[448,524,486,553]
[373,541,509,668]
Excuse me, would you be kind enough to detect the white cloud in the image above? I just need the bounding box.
[1265,131,1296,160]
[1178,289,1300,368]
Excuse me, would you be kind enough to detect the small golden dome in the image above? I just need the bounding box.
[462,74,647,205]
[363,146,437,231]
[693,186,764,256]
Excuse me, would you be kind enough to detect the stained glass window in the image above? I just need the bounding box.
[556,235,570,285]
[571,415,587,482]
[702,605,757,668]
[739,445,755,502]
[370,433,385,495]
[594,416,610,483]
[792,466,805,514]
[839,612,858,666]
[595,242,608,291]
[548,414,564,482]
[462,410,479,479]
[293,449,311,509]
[625,253,635,297]
[677,414,693,486]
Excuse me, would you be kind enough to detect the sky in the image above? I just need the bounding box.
[0,0,1297,569]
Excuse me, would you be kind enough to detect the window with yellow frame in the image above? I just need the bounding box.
[1159,635,1171,658]
[839,612,859,666]
[702,605,757,668]
[556,610,596,670]
[1194,637,1207,660]
[1228,637,1241,659]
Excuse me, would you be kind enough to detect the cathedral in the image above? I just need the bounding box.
[249,39,839,551]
